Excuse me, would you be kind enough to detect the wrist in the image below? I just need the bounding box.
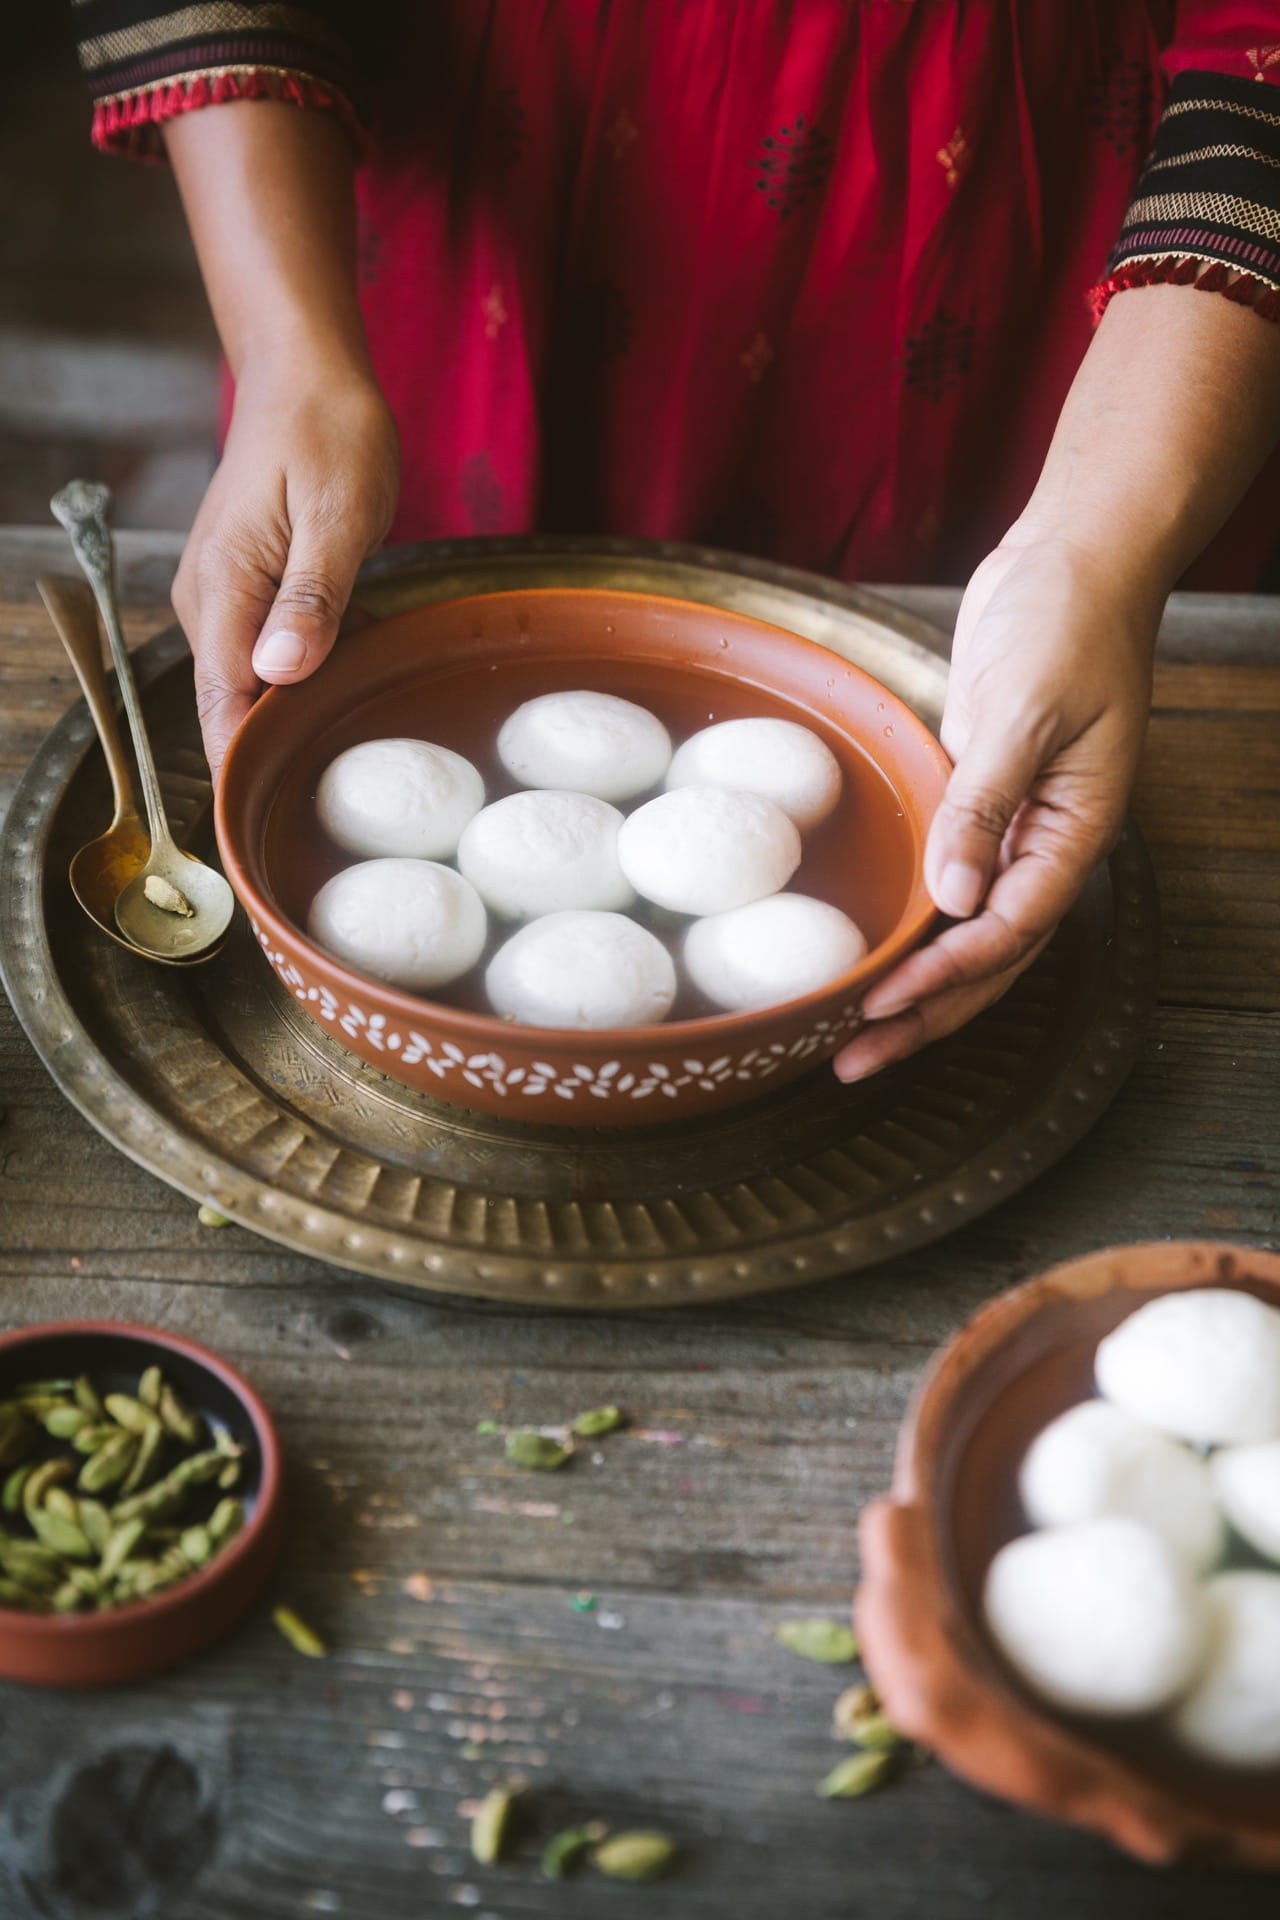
[233,333,383,410]
[1001,494,1175,628]
[987,519,1166,659]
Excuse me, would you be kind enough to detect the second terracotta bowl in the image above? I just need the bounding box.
[855,1241,1280,1869]
[0,1321,282,1687]
[216,588,950,1125]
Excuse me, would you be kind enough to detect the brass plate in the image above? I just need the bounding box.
[0,538,1159,1307]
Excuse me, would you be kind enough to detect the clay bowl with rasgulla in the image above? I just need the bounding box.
[215,588,949,1126]
[855,1241,1280,1870]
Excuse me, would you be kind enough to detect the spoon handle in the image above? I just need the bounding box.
[36,574,140,825]
[50,481,175,853]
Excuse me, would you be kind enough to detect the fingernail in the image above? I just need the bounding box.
[253,629,308,675]
[834,1054,879,1085]
[934,860,985,918]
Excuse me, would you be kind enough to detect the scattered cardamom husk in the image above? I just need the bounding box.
[541,1820,608,1879]
[818,1750,897,1799]
[832,1682,901,1746]
[144,873,194,916]
[774,1618,859,1664]
[470,1786,518,1865]
[0,1360,255,1617]
[196,1204,230,1229]
[569,1405,623,1438]
[272,1605,327,1658]
[592,1831,677,1882]
[504,1431,570,1471]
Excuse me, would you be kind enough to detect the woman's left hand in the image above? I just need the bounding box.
[833,531,1158,1083]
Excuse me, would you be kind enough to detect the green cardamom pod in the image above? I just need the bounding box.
[43,1405,89,1440]
[104,1393,157,1436]
[569,1406,624,1438]
[847,1712,901,1751]
[0,1576,41,1610]
[99,1517,147,1582]
[817,1750,896,1799]
[29,1507,93,1560]
[197,1204,230,1228]
[0,1543,62,1591]
[20,1379,75,1396]
[180,1525,212,1568]
[541,1822,608,1879]
[0,1413,34,1471]
[44,1487,82,1524]
[470,1787,517,1865]
[65,1564,101,1599]
[72,1423,120,1454]
[157,1385,202,1446]
[74,1374,106,1419]
[24,1456,74,1515]
[592,1832,677,1882]
[50,1580,86,1614]
[117,1417,166,1498]
[207,1498,244,1546]
[773,1618,858,1664]
[137,1366,163,1411]
[78,1430,138,1494]
[15,1394,70,1420]
[504,1431,569,1470]
[216,1459,241,1491]
[160,1544,193,1579]
[272,1605,327,1657]
[2,1464,33,1514]
[77,1500,112,1553]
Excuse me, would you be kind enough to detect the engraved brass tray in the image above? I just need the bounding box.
[0,539,1159,1306]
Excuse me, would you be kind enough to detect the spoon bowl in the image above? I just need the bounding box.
[38,575,228,967]
[116,846,237,957]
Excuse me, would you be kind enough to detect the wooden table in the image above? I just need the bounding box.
[1,528,1277,1919]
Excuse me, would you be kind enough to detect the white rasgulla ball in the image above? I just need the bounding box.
[1210,1441,1280,1562]
[1167,1572,1280,1766]
[1095,1288,1280,1446]
[683,893,868,1013]
[617,785,801,916]
[307,858,486,993]
[316,738,484,860]
[486,911,676,1030]
[1018,1400,1223,1573]
[982,1518,1207,1718]
[666,717,843,830]
[497,691,672,802]
[457,790,632,920]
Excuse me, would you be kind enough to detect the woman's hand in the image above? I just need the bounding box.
[173,359,399,779]
[160,100,394,778]
[833,532,1157,1082]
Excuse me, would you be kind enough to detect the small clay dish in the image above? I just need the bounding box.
[856,1241,1280,1869]
[216,587,950,1126]
[0,1321,282,1687]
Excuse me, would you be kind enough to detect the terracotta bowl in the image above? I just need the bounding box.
[855,1241,1280,1870]
[216,588,950,1126]
[0,1321,282,1687]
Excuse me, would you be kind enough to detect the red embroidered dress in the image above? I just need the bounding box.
[78,2,1280,585]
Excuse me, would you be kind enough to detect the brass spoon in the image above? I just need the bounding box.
[50,480,235,961]
[36,575,225,966]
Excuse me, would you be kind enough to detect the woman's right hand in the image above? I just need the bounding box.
[173,357,400,780]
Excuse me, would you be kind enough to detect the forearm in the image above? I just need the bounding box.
[1014,288,1280,603]
[162,102,370,383]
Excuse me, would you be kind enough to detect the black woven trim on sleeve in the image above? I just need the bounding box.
[1107,68,1280,289]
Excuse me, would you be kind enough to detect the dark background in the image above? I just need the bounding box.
[1,3,218,529]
